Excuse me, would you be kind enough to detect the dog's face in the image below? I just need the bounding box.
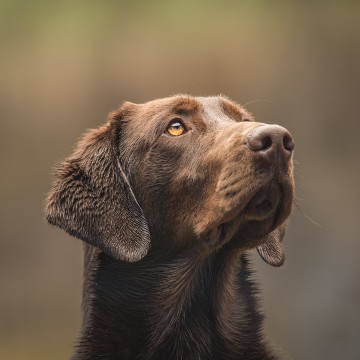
[46,95,294,266]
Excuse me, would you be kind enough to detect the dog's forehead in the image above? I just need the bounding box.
[196,96,234,126]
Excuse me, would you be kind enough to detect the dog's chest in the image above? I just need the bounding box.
[85,255,266,360]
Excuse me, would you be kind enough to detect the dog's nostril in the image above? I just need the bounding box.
[283,135,294,152]
[247,135,272,152]
[261,136,272,151]
[247,133,274,152]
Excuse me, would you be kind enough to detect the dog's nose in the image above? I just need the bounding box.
[246,125,294,160]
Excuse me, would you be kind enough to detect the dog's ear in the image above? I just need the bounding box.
[257,223,286,267]
[45,104,150,262]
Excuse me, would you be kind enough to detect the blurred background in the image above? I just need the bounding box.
[1,1,359,359]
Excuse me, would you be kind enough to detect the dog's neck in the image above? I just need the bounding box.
[75,243,274,360]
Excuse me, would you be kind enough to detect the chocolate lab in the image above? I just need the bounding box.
[45,95,295,359]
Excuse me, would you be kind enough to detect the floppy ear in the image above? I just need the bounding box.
[257,222,286,267]
[45,107,150,262]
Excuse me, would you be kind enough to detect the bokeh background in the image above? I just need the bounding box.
[1,1,359,359]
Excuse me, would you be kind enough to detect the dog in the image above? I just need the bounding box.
[45,95,295,359]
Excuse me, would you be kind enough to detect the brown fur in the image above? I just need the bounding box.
[45,95,295,359]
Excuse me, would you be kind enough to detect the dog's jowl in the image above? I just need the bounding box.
[46,95,295,360]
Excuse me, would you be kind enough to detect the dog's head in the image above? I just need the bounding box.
[45,95,294,266]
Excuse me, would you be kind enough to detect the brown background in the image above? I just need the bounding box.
[1,1,359,359]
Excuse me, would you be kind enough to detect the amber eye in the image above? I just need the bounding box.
[166,120,186,136]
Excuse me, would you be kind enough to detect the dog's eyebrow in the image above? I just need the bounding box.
[220,99,249,122]
[172,99,200,116]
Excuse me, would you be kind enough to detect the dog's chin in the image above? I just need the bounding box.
[238,186,281,246]
[207,184,291,250]
[223,212,278,250]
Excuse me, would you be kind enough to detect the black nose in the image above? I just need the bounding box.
[246,125,294,160]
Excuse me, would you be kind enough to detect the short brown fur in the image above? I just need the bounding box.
[45,95,295,359]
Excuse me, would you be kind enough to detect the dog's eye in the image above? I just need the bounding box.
[242,118,251,122]
[166,120,186,136]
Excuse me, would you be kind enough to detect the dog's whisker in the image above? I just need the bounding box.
[242,99,274,107]
[295,196,308,202]
[294,199,322,228]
